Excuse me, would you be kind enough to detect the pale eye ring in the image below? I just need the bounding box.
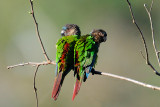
[61,30,65,34]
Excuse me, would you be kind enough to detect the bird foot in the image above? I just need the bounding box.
[91,68,102,75]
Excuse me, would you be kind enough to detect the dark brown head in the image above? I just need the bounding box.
[90,29,107,43]
[61,24,81,36]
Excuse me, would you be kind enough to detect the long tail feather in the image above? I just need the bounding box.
[52,72,62,100]
[72,79,81,101]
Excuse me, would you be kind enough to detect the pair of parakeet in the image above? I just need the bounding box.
[52,24,107,101]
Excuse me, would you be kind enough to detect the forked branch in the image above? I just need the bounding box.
[7,0,160,107]
[7,61,160,91]
[126,0,160,76]
[144,1,160,66]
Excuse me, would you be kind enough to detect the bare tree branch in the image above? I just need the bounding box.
[93,71,160,91]
[7,61,56,69]
[34,65,40,107]
[7,0,160,106]
[126,0,148,63]
[149,0,154,13]
[126,0,160,76]
[7,61,160,92]
[144,1,160,66]
[29,0,51,62]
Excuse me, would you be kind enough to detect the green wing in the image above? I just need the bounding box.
[52,35,80,100]
[56,35,80,74]
[74,35,99,80]
[72,35,99,100]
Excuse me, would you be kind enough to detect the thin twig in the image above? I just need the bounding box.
[34,65,40,107]
[149,0,154,13]
[7,61,56,69]
[126,0,160,76]
[7,1,160,106]
[29,0,51,62]
[126,0,149,63]
[93,70,160,91]
[144,1,160,66]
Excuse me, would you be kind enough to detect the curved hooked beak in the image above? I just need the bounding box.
[61,30,65,36]
[101,36,107,42]
[103,36,107,42]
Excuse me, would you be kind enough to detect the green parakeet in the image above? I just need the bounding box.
[52,24,81,100]
[72,29,107,100]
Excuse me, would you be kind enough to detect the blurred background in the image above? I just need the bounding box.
[1,0,160,107]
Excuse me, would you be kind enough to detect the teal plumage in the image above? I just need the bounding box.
[72,29,107,100]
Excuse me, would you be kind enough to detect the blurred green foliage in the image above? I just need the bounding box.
[1,0,160,107]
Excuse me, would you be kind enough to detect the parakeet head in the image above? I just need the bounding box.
[61,24,81,36]
[90,29,107,43]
